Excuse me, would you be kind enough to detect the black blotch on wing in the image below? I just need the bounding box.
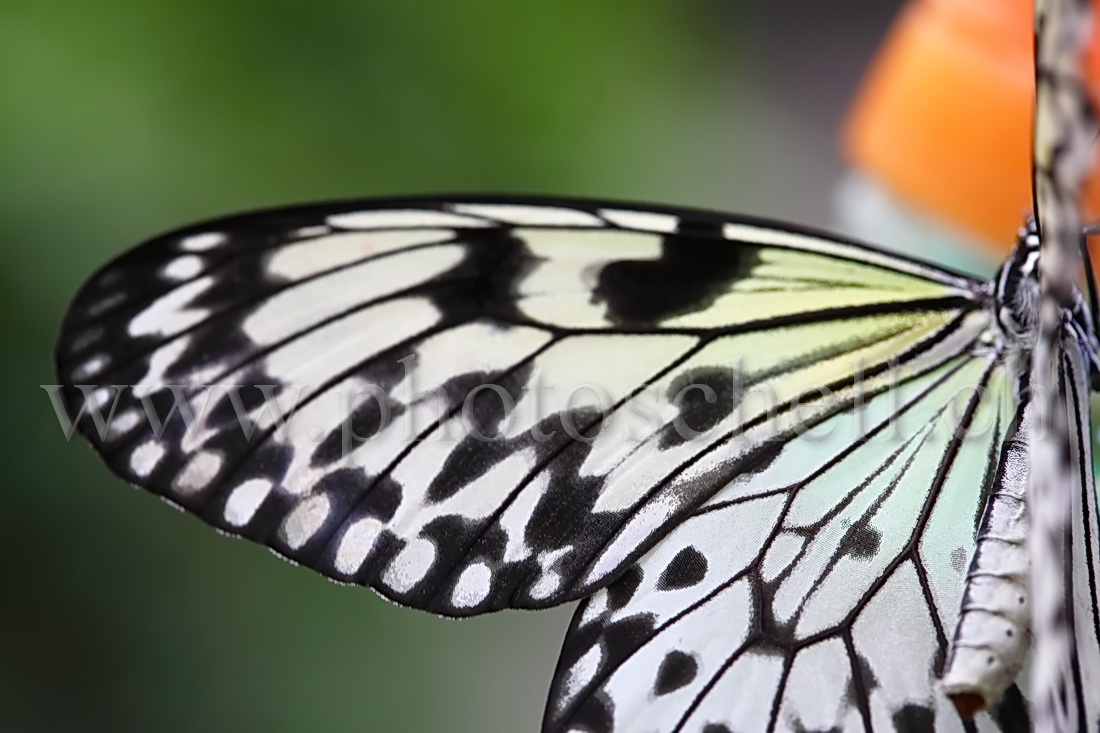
[568,690,615,733]
[606,566,643,612]
[852,651,879,694]
[658,365,744,449]
[837,521,882,561]
[425,429,512,505]
[313,400,406,466]
[593,228,760,328]
[656,546,708,590]
[426,227,536,325]
[653,650,698,695]
[141,387,196,434]
[702,724,734,733]
[314,469,403,525]
[310,350,414,467]
[743,438,784,477]
[892,704,934,733]
[987,684,1029,733]
[424,364,533,504]
[847,651,879,714]
[519,418,626,576]
[363,475,404,523]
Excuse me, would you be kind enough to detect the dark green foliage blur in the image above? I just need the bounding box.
[2,1,898,730]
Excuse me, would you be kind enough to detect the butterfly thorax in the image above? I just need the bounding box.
[992,218,1100,389]
[993,221,1041,337]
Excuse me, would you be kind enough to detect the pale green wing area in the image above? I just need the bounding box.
[549,355,1024,733]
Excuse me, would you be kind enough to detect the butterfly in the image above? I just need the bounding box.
[50,1,1100,731]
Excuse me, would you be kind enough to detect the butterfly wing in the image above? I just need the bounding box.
[1027,0,1100,728]
[53,197,985,618]
[1054,334,1100,729]
[545,353,1026,732]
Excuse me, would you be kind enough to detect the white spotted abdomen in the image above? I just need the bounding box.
[941,426,1030,713]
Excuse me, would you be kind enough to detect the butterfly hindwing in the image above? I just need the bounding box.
[1060,335,1100,728]
[546,356,1024,732]
[1027,0,1100,728]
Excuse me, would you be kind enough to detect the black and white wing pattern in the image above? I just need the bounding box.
[1057,333,1100,729]
[55,196,1020,730]
[546,352,1029,732]
[1027,0,1100,729]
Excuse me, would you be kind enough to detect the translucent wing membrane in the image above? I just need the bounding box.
[546,356,1023,733]
[1028,0,1100,727]
[53,197,988,619]
[1059,335,1100,728]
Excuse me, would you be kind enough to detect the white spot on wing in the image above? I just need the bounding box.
[561,643,603,703]
[451,562,493,608]
[224,478,273,527]
[107,409,141,439]
[162,255,204,281]
[775,638,855,729]
[244,244,463,346]
[85,291,126,318]
[383,537,437,594]
[497,472,549,564]
[173,450,223,495]
[73,354,109,380]
[260,298,440,392]
[519,229,662,263]
[68,326,105,353]
[528,573,561,601]
[852,562,942,728]
[678,651,784,731]
[280,493,332,550]
[89,386,114,411]
[334,516,384,575]
[291,225,329,239]
[128,277,213,337]
[179,232,226,252]
[130,440,165,478]
[598,208,679,233]
[267,230,454,279]
[761,532,805,583]
[328,209,490,230]
[451,203,604,227]
[387,322,551,408]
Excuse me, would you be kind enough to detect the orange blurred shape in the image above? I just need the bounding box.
[844,0,1100,263]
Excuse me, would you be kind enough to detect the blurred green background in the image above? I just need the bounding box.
[4,1,907,731]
